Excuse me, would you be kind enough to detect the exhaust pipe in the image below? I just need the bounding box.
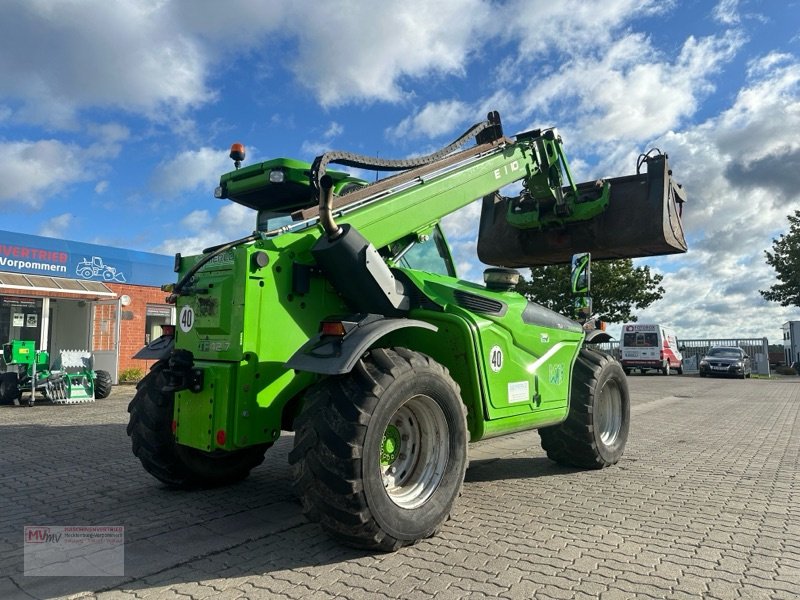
[318,175,342,240]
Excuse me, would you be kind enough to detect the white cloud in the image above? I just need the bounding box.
[154,203,254,256]
[520,31,743,146]
[95,181,109,195]
[150,147,232,197]
[286,0,491,106]
[39,213,75,238]
[0,139,92,207]
[301,121,346,157]
[0,0,213,128]
[387,100,473,140]
[712,0,741,24]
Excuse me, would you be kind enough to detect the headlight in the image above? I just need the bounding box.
[699,360,708,367]
[269,169,285,183]
[733,361,743,367]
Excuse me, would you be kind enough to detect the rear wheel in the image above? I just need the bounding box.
[662,361,671,376]
[94,370,113,399]
[289,347,468,551]
[126,362,269,488]
[539,348,630,469]
[677,362,684,375]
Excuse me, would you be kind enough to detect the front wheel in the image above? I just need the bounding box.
[126,362,269,488]
[539,348,630,469]
[289,347,468,551]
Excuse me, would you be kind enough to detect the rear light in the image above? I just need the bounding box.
[660,350,664,360]
[216,430,227,446]
[321,321,347,337]
[161,324,176,337]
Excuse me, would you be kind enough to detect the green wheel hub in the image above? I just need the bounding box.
[381,424,401,465]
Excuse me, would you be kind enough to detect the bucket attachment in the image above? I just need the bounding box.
[477,153,687,266]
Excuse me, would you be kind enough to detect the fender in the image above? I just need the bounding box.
[133,334,174,361]
[584,330,613,344]
[286,314,437,375]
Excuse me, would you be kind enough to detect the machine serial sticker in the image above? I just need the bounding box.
[489,346,503,372]
[508,381,530,404]
[549,363,564,385]
[179,305,195,333]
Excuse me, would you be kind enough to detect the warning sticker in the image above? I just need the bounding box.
[508,381,530,404]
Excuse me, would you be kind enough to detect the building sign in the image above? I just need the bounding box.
[0,230,173,287]
[146,305,173,317]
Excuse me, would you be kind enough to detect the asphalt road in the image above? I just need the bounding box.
[1,374,798,599]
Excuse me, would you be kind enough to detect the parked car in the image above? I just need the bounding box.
[698,347,752,379]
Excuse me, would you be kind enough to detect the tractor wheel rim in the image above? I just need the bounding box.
[596,380,622,446]
[381,394,449,510]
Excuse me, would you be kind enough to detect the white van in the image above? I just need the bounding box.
[619,323,683,375]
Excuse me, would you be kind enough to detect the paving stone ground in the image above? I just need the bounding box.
[1,374,798,599]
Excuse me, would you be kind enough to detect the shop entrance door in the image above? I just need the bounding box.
[91,299,120,383]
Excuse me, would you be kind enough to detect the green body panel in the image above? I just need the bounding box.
[386,270,584,441]
[174,231,348,451]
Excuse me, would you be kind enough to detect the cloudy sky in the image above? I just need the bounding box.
[1,0,799,342]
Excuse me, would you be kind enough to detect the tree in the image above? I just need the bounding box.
[515,258,664,322]
[760,210,800,307]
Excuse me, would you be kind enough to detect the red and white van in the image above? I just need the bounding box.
[619,323,683,375]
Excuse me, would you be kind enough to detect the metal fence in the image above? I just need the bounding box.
[593,337,771,375]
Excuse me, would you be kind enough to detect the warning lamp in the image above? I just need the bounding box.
[320,321,347,337]
[229,143,245,169]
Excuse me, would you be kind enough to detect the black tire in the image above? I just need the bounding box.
[94,370,113,399]
[289,347,468,551]
[662,361,671,376]
[0,372,20,405]
[539,348,630,469]
[677,363,684,375]
[126,361,269,488]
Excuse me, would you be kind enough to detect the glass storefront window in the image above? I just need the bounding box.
[0,296,43,351]
[145,304,173,344]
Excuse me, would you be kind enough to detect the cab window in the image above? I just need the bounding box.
[385,226,456,277]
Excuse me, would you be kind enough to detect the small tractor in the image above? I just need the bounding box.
[128,112,687,550]
[0,340,113,406]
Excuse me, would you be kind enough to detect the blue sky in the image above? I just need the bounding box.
[1,0,799,341]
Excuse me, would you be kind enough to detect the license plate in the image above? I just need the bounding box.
[711,366,728,371]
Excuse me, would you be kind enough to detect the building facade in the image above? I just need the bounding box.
[0,230,174,382]
[783,321,800,367]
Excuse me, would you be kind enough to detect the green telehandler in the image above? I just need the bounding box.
[128,112,687,550]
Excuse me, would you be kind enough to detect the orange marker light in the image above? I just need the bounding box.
[321,321,347,336]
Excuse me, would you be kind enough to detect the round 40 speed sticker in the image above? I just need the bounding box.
[489,345,503,372]
[178,305,195,333]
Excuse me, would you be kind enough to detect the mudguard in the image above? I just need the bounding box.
[286,314,437,375]
[584,330,614,344]
[133,334,174,360]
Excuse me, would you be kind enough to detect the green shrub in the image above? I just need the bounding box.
[774,366,797,376]
[119,367,144,383]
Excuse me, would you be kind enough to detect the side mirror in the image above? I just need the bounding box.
[571,252,591,322]
[571,252,591,295]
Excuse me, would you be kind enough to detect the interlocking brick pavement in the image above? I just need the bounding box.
[0,375,798,599]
